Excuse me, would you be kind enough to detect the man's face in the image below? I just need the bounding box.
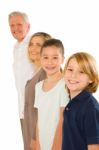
[9,15,30,42]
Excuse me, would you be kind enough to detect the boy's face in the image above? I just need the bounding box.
[40,46,64,76]
[9,15,30,42]
[64,58,92,97]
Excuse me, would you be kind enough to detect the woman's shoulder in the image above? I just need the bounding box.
[26,68,46,86]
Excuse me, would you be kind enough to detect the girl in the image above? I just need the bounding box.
[34,38,69,150]
[23,32,51,150]
[62,52,99,150]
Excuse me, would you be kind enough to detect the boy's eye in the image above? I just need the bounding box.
[43,56,48,59]
[53,56,58,59]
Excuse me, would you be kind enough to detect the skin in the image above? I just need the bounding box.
[28,36,44,67]
[9,15,30,42]
[64,57,92,99]
[40,46,64,78]
[88,145,99,150]
[52,107,64,150]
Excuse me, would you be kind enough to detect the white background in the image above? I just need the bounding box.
[0,0,99,149]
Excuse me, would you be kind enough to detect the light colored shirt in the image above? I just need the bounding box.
[34,78,69,150]
[13,33,36,119]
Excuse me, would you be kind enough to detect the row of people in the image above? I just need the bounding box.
[8,11,99,150]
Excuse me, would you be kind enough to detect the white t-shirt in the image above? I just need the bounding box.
[13,33,37,119]
[34,78,69,150]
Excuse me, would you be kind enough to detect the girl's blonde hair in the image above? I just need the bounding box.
[64,52,99,93]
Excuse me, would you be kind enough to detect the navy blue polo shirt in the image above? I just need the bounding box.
[62,90,99,150]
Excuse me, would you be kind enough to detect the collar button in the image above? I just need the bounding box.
[66,107,69,111]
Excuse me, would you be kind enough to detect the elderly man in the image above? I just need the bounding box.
[8,11,36,150]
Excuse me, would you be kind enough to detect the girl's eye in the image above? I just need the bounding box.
[67,68,73,71]
[43,56,48,59]
[80,71,84,73]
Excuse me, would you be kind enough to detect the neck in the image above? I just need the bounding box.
[34,60,41,69]
[46,71,63,82]
[70,90,82,99]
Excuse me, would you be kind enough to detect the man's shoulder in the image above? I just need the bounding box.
[23,32,31,43]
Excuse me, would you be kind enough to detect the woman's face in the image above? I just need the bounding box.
[28,36,44,62]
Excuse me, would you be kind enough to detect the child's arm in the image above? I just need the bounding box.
[51,107,64,150]
[88,144,99,150]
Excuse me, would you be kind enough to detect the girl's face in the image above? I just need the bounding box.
[64,58,92,98]
[40,46,64,76]
[28,36,44,62]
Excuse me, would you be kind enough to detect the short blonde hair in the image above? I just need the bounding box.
[64,52,99,93]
